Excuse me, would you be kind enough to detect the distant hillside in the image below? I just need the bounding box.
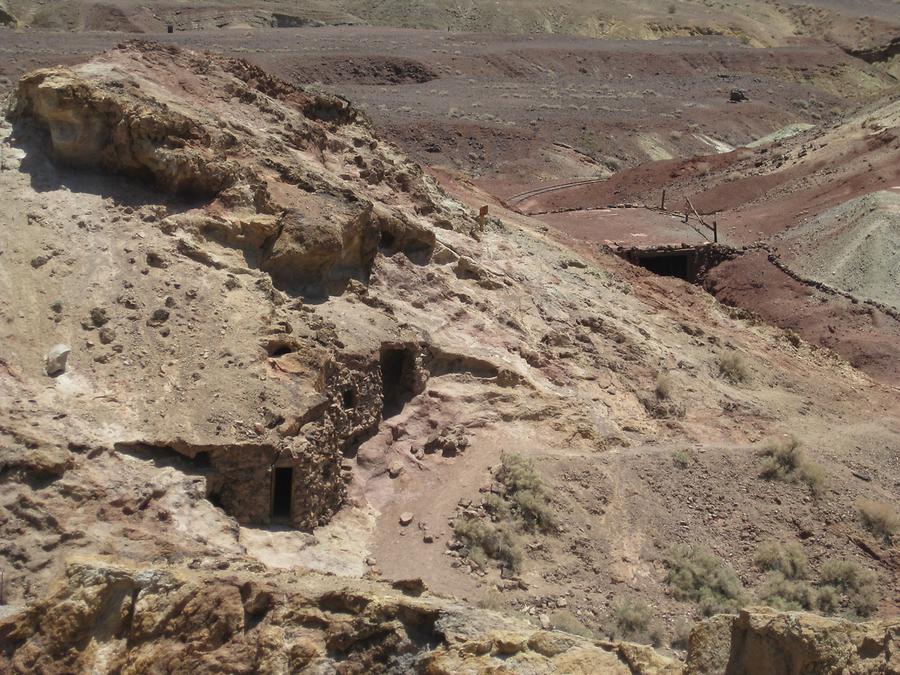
[4,0,900,51]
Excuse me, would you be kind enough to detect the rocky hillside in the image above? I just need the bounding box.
[1,43,898,672]
[5,0,900,51]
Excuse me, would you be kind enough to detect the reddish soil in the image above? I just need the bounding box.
[1,26,894,184]
[705,251,900,386]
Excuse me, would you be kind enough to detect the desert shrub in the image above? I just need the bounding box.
[718,350,749,384]
[673,449,693,469]
[665,545,745,616]
[668,3,677,14]
[603,156,622,172]
[610,598,663,645]
[757,572,817,611]
[454,515,523,571]
[755,540,809,580]
[821,560,879,617]
[551,609,594,638]
[498,453,557,533]
[511,488,557,532]
[655,372,673,400]
[814,584,839,614]
[857,500,899,544]
[482,493,510,519]
[758,437,827,495]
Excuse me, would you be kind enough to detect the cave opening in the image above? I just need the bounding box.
[341,388,356,409]
[271,467,293,520]
[636,252,690,280]
[379,229,396,251]
[381,346,416,419]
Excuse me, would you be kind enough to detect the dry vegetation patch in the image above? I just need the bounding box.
[754,540,879,617]
[610,598,663,645]
[664,545,746,616]
[718,350,750,384]
[757,436,827,495]
[857,500,899,544]
[453,453,557,572]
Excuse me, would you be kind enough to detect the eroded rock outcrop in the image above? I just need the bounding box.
[686,607,900,674]
[8,42,470,295]
[0,561,680,674]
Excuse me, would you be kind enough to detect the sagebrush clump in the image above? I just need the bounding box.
[610,598,663,645]
[665,545,745,616]
[454,515,523,571]
[496,453,557,532]
[821,560,879,617]
[453,453,556,571]
[758,436,827,495]
[857,500,899,544]
[718,350,750,384]
[551,609,594,638]
[752,541,879,617]
[755,540,809,579]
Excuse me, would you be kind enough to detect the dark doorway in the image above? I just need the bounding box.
[637,253,689,280]
[381,347,415,418]
[272,467,293,519]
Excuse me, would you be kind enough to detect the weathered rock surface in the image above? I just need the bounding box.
[686,607,900,674]
[0,561,679,674]
[10,41,469,295]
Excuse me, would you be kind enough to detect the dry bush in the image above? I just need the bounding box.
[454,515,523,571]
[551,609,594,638]
[673,449,693,469]
[857,500,899,543]
[453,453,558,571]
[758,437,827,495]
[482,493,510,519]
[498,453,557,533]
[665,545,745,616]
[755,540,809,579]
[821,560,879,617]
[757,572,818,611]
[643,372,684,418]
[655,372,673,400]
[754,541,839,612]
[718,350,749,384]
[610,598,663,645]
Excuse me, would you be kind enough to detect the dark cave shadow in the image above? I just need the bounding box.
[8,124,206,212]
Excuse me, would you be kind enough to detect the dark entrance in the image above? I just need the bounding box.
[381,347,415,418]
[637,253,689,280]
[272,467,293,519]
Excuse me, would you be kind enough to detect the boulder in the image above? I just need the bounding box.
[45,343,70,376]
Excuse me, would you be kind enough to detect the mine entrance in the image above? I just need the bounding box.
[272,467,293,520]
[637,252,689,280]
[614,245,734,284]
[381,346,415,418]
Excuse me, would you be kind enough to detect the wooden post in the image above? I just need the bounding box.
[660,189,666,211]
[713,220,718,243]
[477,205,488,229]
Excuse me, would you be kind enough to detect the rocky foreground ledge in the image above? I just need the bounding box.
[1,561,898,674]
